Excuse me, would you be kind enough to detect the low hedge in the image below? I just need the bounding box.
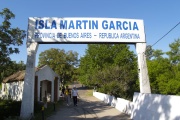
[0,99,21,119]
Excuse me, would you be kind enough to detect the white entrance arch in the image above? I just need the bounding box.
[20,17,151,119]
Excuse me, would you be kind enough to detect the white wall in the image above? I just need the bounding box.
[36,65,60,102]
[131,92,180,120]
[93,91,180,120]
[1,81,24,101]
[93,91,132,115]
[1,65,60,102]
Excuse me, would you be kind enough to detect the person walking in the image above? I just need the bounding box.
[71,86,79,106]
[65,86,70,106]
[61,86,65,100]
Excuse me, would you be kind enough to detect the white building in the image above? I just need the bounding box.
[1,65,60,102]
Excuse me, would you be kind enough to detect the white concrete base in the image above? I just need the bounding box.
[131,92,180,120]
[93,91,132,115]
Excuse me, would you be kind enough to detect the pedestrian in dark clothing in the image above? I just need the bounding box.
[71,86,79,106]
[61,86,65,100]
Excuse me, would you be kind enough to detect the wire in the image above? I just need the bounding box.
[151,21,180,47]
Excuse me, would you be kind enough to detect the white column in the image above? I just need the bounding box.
[136,43,151,93]
[20,42,38,119]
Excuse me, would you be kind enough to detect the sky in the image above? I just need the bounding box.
[1,0,180,66]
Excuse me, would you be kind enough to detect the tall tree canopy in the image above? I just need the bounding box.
[147,38,180,95]
[0,61,26,85]
[79,44,138,99]
[166,39,180,65]
[38,48,79,85]
[0,8,26,82]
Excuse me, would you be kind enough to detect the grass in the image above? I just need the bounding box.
[85,89,93,96]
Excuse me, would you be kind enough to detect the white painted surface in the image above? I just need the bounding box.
[1,65,60,103]
[93,91,132,115]
[36,65,60,102]
[1,81,24,101]
[28,17,145,43]
[21,42,38,119]
[136,43,151,93]
[131,92,180,120]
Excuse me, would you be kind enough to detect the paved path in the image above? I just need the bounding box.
[47,84,131,120]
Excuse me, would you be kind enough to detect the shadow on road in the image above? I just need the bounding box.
[47,82,131,120]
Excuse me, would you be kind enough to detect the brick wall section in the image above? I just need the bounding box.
[54,77,58,102]
[34,76,38,101]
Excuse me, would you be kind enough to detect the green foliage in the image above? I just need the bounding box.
[145,45,153,60]
[79,44,138,99]
[166,38,180,65]
[147,38,180,95]
[0,99,21,119]
[0,8,26,82]
[38,48,79,85]
[0,61,25,83]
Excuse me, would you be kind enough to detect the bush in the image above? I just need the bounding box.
[0,99,21,119]
[97,81,135,100]
[34,101,44,113]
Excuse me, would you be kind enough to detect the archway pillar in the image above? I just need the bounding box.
[136,43,151,93]
[20,42,39,119]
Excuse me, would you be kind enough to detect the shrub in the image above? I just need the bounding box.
[0,99,21,119]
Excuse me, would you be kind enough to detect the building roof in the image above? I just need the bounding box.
[2,65,48,83]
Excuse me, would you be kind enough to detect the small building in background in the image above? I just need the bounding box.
[1,65,60,102]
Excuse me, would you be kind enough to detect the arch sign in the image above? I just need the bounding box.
[28,17,145,43]
[21,17,151,119]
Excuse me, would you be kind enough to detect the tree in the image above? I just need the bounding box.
[145,45,154,60]
[147,58,172,93]
[0,8,26,82]
[147,38,180,95]
[0,61,26,89]
[79,44,138,99]
[153,49,164,60]
[38,48,79,85]
[167,39,180,65]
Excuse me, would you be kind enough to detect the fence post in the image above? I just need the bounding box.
[41,106,44,120]
[53,102,55,111]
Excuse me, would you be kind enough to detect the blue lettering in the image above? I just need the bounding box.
[133,22,139,30]
[51,20,57,29]
[76,20,82,29]
[116,21,122,30]
[102,20,108,29]
[60,20,67,29]
[57,33,63,38]
[129,22,132,30]
[38,20,44,29]
[45,20,50,29]
[109,21,115,29]
[89,20,91,29]
[35,20,38,29]
[68,20,74,29]
[82,20,88,29]
[92,20,98,29]
[123,21,128,30]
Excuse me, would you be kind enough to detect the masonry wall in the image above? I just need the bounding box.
[93,91,132,115]
[131,92,180,120]
[93,91,180,120]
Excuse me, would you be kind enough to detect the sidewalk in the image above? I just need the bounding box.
[47,87,131,120]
